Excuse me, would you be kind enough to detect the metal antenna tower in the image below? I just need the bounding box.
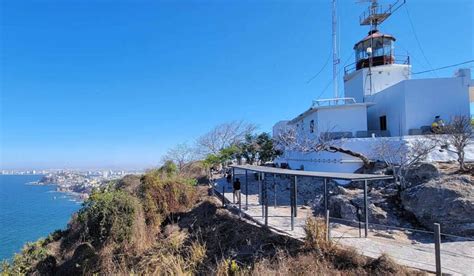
[358,0,406,30]
[332,0,340,99]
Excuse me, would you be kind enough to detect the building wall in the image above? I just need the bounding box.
[366,64,411,96]
[366,81,407,136]
[344,70,365,103]
[367,73,471,136]
[275,136,474,179]
[316,106,368,135]
[343,64,410,102]
[287,105,368,139]
[403,77,471,132]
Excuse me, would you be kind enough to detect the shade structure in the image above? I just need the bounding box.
[230,164,393,181]
[229,164,393,235]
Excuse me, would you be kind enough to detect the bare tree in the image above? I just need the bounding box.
[162,143,197,171]
[373,137,438,190]
[197,120,257,155]
[275,125,372,169]
[441,115,473,171]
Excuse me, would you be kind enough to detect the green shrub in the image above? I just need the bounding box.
[0,240,49,275]
[78,189,139,247]
[139,173,196,227]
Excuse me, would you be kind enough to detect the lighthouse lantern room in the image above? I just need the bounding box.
[354,30,396,70]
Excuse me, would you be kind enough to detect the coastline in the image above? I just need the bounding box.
[0,175,82,262]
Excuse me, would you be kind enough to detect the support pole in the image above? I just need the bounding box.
[326,209,330,241]
[245,170,248,210]
[258,173,262,205]
[239,190,242,219]
[273,174,277,208]
[364,180,368,238]
[434,223,442,276]
[232,168,235,203]
[265,176,268,226]
[261,173,265,218]
[357,207,362,238]
[222,185,225,207]
[290,176,294,231]
[294,176,298,217]
[324,178,328,213]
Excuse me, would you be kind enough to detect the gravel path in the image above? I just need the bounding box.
[215,177,474,276]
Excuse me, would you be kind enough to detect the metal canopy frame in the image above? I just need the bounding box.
[230,164,393,237]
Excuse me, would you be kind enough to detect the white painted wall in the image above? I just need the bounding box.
[366,70,471,135]
[288,104,369,139]
[275,136,474,178]
[404,77,470,132]
[344,64,411,102]
[316,105,368,135]
[344,69,365,103]
[366,81,406,136]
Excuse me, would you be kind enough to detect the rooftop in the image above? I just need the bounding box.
[230,164,393,181]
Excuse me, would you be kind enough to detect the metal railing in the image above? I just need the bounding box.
[344,55,410,75]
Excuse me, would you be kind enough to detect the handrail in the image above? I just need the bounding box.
[344,55,410,75]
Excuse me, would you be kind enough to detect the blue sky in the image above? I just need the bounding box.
[1,0,473,170]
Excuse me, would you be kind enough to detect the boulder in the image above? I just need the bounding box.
[404,163,440,188]
[34,255,57,275]
[329,195,357,221]
[401,175,474,236]
[57,242,98,275]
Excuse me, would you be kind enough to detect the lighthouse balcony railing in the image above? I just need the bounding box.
[343,55,410,75]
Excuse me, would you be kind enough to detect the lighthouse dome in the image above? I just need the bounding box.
[354,30,396,70]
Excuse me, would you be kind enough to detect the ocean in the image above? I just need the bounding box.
[0,175,81,261]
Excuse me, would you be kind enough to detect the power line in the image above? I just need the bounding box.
[404,4,438,77]
[314,52,354,100]
[412,60,474,75]
[306,54,331,84]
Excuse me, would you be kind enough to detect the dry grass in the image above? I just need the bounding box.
[3,176,425,276]
[303,216,330,252]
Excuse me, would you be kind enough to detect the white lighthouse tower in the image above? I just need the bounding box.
[344,0,411,103]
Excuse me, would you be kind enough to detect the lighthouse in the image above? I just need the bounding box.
[344,0,411,103]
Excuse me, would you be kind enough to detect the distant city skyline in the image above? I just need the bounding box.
[1,0,473,169]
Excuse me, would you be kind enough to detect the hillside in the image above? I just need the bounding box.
[1,166,423,275]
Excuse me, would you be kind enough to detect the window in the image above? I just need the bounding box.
[380,116,387,131]
[310,120,315,133]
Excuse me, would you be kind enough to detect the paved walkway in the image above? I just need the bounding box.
[215,177,474,276]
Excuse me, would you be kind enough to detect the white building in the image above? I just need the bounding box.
[273,18,473,173]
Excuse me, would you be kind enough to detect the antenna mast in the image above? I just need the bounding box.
[332,0,339,99]
[359,0,406,31]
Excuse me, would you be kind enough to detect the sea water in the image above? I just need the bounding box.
[0,175,81,261]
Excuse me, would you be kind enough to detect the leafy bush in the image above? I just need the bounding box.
[1,240,49,275]
[78,189,140,247]
[139,173,196,227]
